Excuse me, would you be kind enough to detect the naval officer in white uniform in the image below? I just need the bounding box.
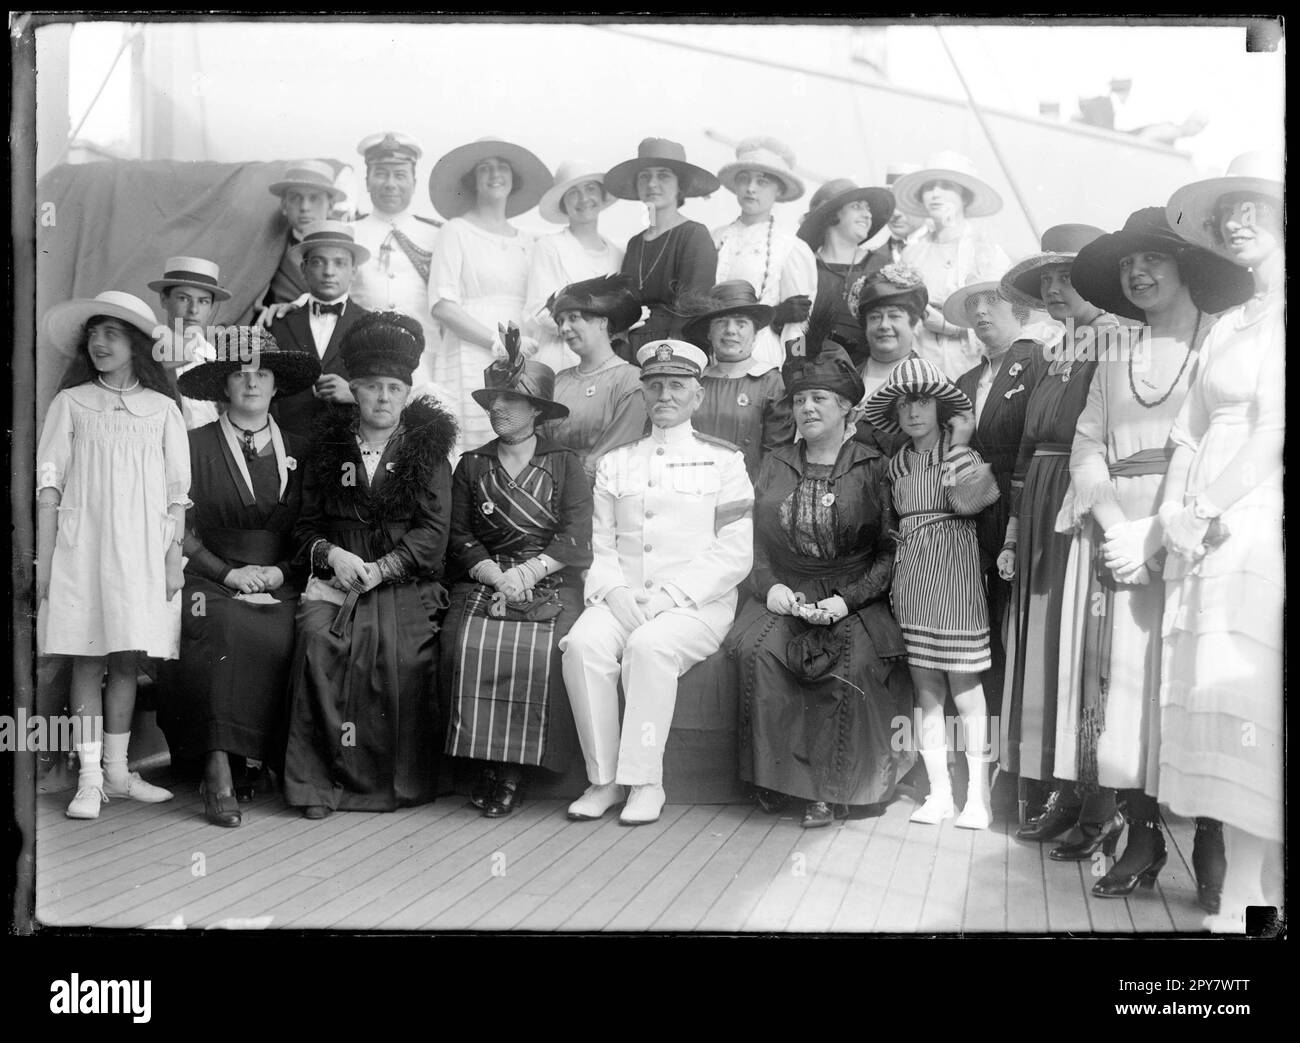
[561,338,754,826]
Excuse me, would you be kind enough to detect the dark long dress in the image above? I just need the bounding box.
[283,398,458,811]
[806,250,888,366]
[157,422,306,766]
[955,338,1040,715]
[999,335,1105,780]
[726,440,915,805]
[621,220,717,357]
[441,438,593,771]
[696,366,794,481]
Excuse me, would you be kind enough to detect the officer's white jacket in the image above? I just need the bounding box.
[586,421,755,634]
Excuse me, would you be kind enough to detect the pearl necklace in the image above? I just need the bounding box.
[718,216,776,300]
[97,374,140,394]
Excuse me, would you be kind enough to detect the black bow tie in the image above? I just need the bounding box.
[312,300,344,317]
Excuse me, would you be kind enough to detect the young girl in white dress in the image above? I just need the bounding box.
[37,292,192,820]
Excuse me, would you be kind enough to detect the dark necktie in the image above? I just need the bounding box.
[312,300,344,317]
[233,420,269,462]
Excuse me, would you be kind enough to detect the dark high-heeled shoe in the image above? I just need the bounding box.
[1192,818,1226,914]
[470,765,499,810]
[234,763,264,804]
[1092,815,1167,898]
[754,787,791,815]
[1049,810,1125,861]
[801,801,849,829]
[1017,788,1083,842]
[199,781,241,828]
[483,773,523,818]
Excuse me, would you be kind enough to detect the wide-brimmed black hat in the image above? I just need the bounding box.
[604,138,720,200]
[341,311,425,384]
[849,263,930,324]
[177,328,321,401]
[471,324,568,422]
[547,274,643,334]
[782,338,865,405]
[797,178,895,248]
[1070,207,1255,321]
[680,280,775,348]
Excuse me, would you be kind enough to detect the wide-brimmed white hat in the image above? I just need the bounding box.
[428,137,552,220]
[942,280,1013,329]
[286,220,372,266]
[268,159,347,202]
[43,291,170,362]
[1000,225,1105,308]
[538,160,617,225]
[146,256,232,301]
[892,151,1003,218]
[1166,151,1284,261]
[716,136,805,203]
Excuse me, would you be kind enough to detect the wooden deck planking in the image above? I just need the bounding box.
[784,813,879,933]
[741,811,846,932]
[1156,811,1210,933]
[1040,855,1093,933]
[873,810,943,932]
[829,800,906,931]
[693,807,805,932]
[1002,829,1047,933]
[916,816,974,933]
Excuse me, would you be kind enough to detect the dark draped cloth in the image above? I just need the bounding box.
[725,439,915,805]
[157,422,306,766]
[441,438,593,770]
[282,398,458,812]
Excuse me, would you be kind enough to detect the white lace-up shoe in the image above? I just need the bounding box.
[103,772,174,803]
[567,782,626,821]
[619,784,665,826]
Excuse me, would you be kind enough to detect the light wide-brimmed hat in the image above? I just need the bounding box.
[147,256,233,302]
[942,280,1016,329]
[681,280,775,348]
[796,178,895,248]
[357,131,422,166]
[604,138,720,201]
[547,274,643,334]
[1166,150,1284,262]
[176,328,321,402]
[538,159,618,225]
[849,263,930,323]
[1000,225,1105,307]
[43,290,170,362]
[268,159,346,202]
[716,136,805,203]
[1070,207,1255,321]
[636,339,709,379]
[287,220,372,266]
[885,162,921,188]
[862,357,973,434]
[892,151,1003,219]
[471,328,568,423]
[428,137,551,220]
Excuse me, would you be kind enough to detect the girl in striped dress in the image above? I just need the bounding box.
[864,358,999,829]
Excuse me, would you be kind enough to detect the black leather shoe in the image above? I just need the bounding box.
[470,766,499,810]
[200,782,242,828]
[483,776,523,818]
[1017,789,1082,842]
[1092,819,1168,898]
[1192,818,1225,914]
[302,805,332,820]
[754,787,791,814]
[234,764,264,804]
[1049,810,1125,861]
[802,801,834,828]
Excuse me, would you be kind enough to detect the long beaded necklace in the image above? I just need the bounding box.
[1129,310,1200,409]
[718,216,776,300]
[636,224,677,291]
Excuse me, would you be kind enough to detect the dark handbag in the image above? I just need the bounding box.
[784,622,848,683]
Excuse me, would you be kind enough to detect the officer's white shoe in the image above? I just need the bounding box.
[567,782,626,821]
[619,784,665,826]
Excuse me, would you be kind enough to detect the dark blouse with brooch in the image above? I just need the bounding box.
[696,366,794,481]
[621,220,717,356]
[725,438,915,806]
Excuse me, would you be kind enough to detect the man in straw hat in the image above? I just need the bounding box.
[710,136,816,370]
[149,255,233,430]
[349,132,444,387]
[268,220,372,437]
[258,159,348,313]
[561,339,753,827]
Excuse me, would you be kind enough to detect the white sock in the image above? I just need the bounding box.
[920,748,952,804]
[964,753,991,811]
[76,740,103,790]
[102,731,132,787]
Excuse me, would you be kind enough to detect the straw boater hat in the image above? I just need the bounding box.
[1000,225,1105,308]
[472,325,569,423]
[604,138,720,201]
[147,256,233,302]
[943,280,1019,329]
[176,328,321,401]
[636,339,709,380]
[287,220,372,266]
[357,131,422,167]
[782,338,865,405]
[849,263,930,323]
[427,136,552,219]
[268,159,346,202]
[796,178,896,248]
[547,274,643,334]
[43,290,179,365]
[681,280,775,349]
[341,311,425,384]
[891,150,1003,219]
[1165,150,1284,262]
[862,357,973,434]
[538,159,618,225]
[716,136,806,203]
[1070,207,1256,322]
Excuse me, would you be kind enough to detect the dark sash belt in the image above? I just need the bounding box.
[1108,447,1170,477]
[202,527,289,565]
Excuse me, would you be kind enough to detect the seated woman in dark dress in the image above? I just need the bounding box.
[725,339,915,828]
[442,329,594,817]
[283,312,458,818]
[162,330,318,827]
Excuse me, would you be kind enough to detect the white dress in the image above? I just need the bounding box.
[36,384,191,659]
[712,217,817,370]
[428,217,534,453]
[523,228,624,375]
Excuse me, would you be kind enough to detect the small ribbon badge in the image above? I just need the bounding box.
[1003,384,1026,401]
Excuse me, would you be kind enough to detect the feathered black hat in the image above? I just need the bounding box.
[340,311,424,383]
[546,273,644,335]
[471,322,569,422]
[177,327,321,402]
[781,334,865,405]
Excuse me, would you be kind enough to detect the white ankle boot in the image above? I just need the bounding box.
[955,754,991,830]
[911,748,955,824]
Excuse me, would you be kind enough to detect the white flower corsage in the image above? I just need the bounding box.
[1007,362,1024,379]
[627,306,651,333]
[385,462,396,473]
[284,456,297,471]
